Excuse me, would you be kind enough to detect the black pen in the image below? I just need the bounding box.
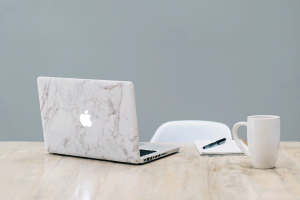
[203,138,226,149]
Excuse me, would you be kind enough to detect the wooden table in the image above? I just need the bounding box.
[1,142,300,200]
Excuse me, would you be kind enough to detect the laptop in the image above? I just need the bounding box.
[37,77,179,164]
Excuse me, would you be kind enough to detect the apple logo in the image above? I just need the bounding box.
[80,110,92,127]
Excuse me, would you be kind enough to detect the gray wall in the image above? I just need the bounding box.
[0,0,299,142]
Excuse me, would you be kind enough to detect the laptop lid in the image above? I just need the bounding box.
[37,77,140,164]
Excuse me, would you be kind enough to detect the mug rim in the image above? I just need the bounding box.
[248,115,280,120]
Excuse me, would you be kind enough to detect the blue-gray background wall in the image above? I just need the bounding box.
[0,0,299,142]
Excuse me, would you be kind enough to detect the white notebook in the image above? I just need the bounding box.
[194,140,247,155]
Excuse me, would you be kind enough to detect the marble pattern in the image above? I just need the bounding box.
[37,77,140,164]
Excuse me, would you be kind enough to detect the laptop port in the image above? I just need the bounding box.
[144,159,147,162]
[147,158,149,161]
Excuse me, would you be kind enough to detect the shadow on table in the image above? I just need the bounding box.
[50,151,179,166]
[201,153,246,157]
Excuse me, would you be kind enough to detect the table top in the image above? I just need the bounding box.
[1,142,300,200]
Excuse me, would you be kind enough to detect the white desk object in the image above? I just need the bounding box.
[195,140,247,155]
[151,120,232,142]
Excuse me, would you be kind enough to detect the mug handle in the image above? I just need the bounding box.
[232,122,250,157]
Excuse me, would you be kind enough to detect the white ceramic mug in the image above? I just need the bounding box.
[233,115,280,169]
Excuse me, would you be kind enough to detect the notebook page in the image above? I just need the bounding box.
[194,140,246,155]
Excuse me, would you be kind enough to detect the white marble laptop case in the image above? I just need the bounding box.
[37,77,140,164]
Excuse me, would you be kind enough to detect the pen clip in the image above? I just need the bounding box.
[219,140,225,145]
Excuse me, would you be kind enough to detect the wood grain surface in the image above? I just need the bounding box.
[0,142,300,200]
